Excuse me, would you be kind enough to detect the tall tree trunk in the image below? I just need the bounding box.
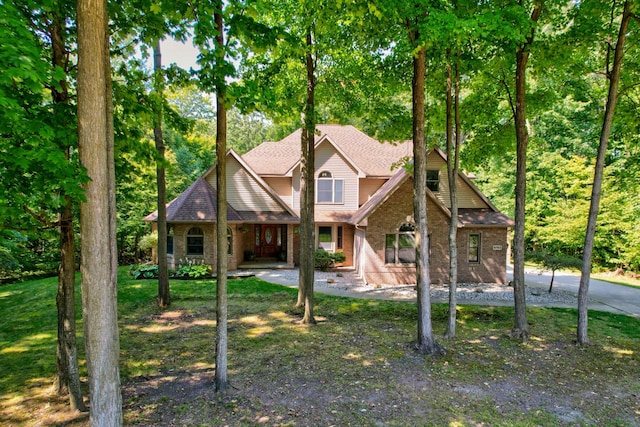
[445,56,461,339]
[214,4,229,392]
[511,2,543,342]
[77,0,122,423]
[51,10,85,412]
[412,45,441,355]
[154,41,170,307]
[512,45,530,341]
[578,0,632,346]
[297,29,316,325]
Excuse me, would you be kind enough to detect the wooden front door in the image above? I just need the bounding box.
[257,225,278,258]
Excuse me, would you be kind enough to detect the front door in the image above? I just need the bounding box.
[257,224,278,258]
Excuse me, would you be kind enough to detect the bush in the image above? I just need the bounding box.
[314,249,346,271]
[130,264,159,279]
[174,263,212,279]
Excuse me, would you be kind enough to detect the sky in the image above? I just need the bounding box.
[159,37,200,70]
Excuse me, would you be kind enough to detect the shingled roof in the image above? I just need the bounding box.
[143,177,243,223]
[242,124,412,177]
[351,168,514,228]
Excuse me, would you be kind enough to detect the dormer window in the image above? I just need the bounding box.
[427,170,439,192]
[316,171,344,204]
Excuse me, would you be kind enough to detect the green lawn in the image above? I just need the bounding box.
[1,267,639,426]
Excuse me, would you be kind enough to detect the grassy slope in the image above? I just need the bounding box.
[1,267,639,426]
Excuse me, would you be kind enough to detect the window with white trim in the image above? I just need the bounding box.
[316,171,344,204]
[385,223,416,264]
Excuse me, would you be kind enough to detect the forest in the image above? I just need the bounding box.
[0,0,639,424]
[1,1,639,283]
[1,0,639,285]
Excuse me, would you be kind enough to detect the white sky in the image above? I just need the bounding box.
[160,38,200,70]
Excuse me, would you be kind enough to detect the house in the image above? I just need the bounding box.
[144,124,514,285]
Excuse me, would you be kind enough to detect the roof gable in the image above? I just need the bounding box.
[350,168,451,226]
[242,124,412,178]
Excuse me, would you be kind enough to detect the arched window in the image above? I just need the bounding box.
[385,223,416,264]
[187,227,204,255]
[316,171,344,204]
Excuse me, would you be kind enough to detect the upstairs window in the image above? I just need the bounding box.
[426,170,439,192]
[187,227,204,255]
[317,171,344,204]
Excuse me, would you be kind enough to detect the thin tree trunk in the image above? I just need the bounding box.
[77,0,122,423]
[214,4,229,392]
[578,0,632,346]
[51,11,85,411]
[297,29,316,325]
[154,41,170,307]
[445,56,461,339]
[511,2,543,342]
[55,197,85,412]
[413,45,442,355]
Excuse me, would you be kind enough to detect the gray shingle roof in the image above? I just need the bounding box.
[143,177,243,223]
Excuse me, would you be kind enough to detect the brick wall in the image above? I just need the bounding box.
[361,180,509,285]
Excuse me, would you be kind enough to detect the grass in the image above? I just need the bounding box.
[1,267,639,426]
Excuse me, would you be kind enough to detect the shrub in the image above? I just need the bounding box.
[174,263,212,279]
[314,249,346,271]
[130,264,159,279]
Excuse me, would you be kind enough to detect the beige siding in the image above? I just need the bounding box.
[263,177,293,208]
[207,157,283,212]
[314,140,359,211]
[292,167,301,211]
[359,178,387,206]
[427,151,489,209]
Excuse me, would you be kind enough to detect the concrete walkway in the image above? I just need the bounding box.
[252,266,640,318]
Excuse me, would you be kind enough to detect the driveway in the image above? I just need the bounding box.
[253,266,640,318]
[514,266,640,317]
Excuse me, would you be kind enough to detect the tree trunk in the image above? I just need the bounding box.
[578,0,632,346]
[154,41,170,307]
[77,0,122,423]
[55,196,85,412]
[511,2,542,342]
[297,30,316,325]
[413,45,442,355]
[214,4,229,392]
[512,45,530,342]
[445,57,461,340]
[51,11,85,412]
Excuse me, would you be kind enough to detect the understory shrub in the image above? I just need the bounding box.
[314,249,346,271]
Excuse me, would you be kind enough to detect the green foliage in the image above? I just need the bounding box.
[314,250,346,271]
[527,250,582,272]
[138,231,158,251]
[130,264,159,280]
[174,263,212,279]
